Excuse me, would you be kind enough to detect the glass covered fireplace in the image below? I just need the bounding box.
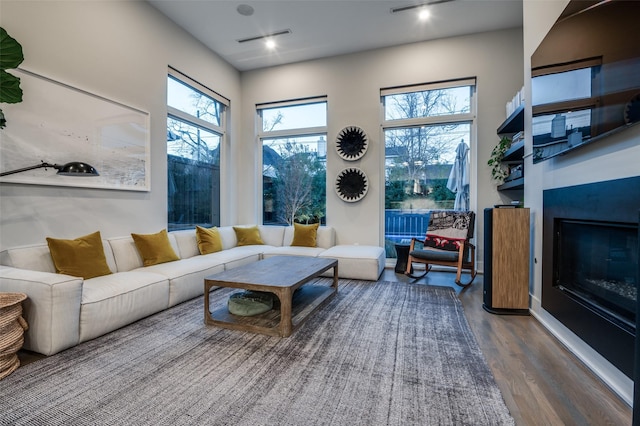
[555,220,638,331]
[543,176,640,378]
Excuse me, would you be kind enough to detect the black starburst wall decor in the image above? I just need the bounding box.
[335,167,368,202]
[335,126,368,161]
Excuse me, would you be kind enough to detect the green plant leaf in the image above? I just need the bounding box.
[488,136,512,184]
[0,27,24,70]
[0,70,22,103]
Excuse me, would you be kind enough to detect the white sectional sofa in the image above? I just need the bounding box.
[0,225,385,356]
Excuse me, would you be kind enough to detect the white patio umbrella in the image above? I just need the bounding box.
[447,140,470,211]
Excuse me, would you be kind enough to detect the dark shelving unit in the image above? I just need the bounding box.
[496,105,524,192]
[497,104,524,135]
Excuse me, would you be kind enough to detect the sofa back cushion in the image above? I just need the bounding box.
[171,229,199,259]
[108,233,180,272]
[217,227,238,250]
[173,225,287,253]
[0,244,58,273]
[257,225,285,247]
[0,240,117,275]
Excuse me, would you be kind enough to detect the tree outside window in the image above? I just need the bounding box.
[260,100,327,225]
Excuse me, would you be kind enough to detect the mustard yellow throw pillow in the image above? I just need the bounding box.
[233,226,264,246]
[131,229,180,266]
[46,231,112,279]
[291,223,320,247]
[196,226,223,255]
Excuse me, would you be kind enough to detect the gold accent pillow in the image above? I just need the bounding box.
[46,231,113,279]
[196,226,223,254]
[291,223,320,247]
[131,229,180,266]
[233,226,264,246]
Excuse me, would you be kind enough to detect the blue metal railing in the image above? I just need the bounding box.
[384,210,431,244]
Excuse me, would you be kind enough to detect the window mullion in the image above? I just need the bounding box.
[259,126,327,139]
[383,113,474,129]
[168,107,224,135]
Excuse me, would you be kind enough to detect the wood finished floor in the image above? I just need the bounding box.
[381,268,632,425]
[17,269,632,425]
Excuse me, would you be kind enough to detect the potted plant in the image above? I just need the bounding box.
[0,27,24,129]
[487,136,511,184]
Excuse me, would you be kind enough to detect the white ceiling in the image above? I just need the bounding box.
[148,0,523,71]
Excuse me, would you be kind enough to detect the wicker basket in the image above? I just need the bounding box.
[0,293,28,380]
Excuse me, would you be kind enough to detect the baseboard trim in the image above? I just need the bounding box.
[530,303,633,406]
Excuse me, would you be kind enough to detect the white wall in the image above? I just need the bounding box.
[0,3,523,263]
[524,0,638,405]
[239,28,524,263]
[0,0,241,250]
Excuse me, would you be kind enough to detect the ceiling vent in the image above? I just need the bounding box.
[237,29,292,44]
[390,0,454,14]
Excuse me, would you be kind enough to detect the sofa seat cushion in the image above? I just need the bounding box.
[139,257,225,306]
[79,271,169,342]
[318,245,385,281]
[203,245,272,263]
[263,246,325,258]
[220,246,276,270]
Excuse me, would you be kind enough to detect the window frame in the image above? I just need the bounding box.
[168,67,228,140]
[257,97,328,226]
[166,67,229,231]
[381,78,476,129]
[380,78,477,257]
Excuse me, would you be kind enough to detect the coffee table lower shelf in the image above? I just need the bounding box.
[206,284,335,337]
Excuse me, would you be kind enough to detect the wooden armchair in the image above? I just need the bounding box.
[405,210,476,286]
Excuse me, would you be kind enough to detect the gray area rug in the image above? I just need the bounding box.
[0,279,514,426]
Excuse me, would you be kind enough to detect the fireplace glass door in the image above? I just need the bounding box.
[555,220,638,330]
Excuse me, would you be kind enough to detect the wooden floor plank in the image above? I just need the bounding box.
[381,268,632,425]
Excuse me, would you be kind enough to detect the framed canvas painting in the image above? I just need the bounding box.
[0,68,150,191]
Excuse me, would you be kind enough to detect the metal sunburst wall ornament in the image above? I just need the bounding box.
[335,126,368,161]
[335,167,368,202]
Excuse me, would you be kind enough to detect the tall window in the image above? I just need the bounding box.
[167,68,228,231]
[259,98,327,225]
[382,79,476,257]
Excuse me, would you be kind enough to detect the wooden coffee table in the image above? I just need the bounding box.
[204,256,338,337]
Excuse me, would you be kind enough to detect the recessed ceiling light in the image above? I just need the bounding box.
[418,8,431,20]
[265,39,276,50]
